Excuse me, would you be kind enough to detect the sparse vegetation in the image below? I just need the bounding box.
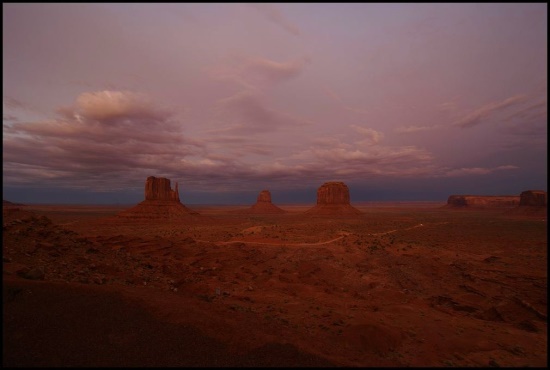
[3,204,547,367]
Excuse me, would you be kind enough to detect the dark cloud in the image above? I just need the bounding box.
[3,90,204,190]
[4,89,534,197]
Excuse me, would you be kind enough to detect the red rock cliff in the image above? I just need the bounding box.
[446,195,519,208]
[305,182,361,216]
[145,176,180,202]
[519,190,547,207]
[257,190,272,203]
[316,182,350,205]
[115,176,198,220]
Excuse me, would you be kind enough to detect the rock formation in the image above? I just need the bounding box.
[506,190,547,217]
[446,195,520,208]
[257,190,272,203]
[116,176,199,220]
[304,182,362,216]
[316,182,351,205]
[519,190,547,207]
[145,176,180,202]
[243,190,286,214]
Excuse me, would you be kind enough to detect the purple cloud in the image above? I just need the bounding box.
[453,95,528,128]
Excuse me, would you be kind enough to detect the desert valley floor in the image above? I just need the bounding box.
[2,202,547,367]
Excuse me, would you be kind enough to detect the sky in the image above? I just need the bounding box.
[3,3,547,205]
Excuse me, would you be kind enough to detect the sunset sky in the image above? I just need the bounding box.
[3,3,547,205]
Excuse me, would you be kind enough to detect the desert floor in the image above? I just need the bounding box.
[3,202,547,367]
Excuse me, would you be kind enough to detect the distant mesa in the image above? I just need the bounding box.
[445,191,548,215]
[116,176,199,220]
[242,190,286,214]
[3,199,25,213]
[304,182,362,216]
[445,195,520,208]
[3,200,25,207]
[519,190,547,207]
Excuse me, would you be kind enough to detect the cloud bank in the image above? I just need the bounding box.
[5,89,516,195]
[3,3,546,202]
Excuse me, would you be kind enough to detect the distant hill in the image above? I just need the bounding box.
[3,200,25,206]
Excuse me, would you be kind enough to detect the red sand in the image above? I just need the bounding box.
[3,203,547,367]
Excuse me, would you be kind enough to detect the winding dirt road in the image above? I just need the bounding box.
[195,222,449,247]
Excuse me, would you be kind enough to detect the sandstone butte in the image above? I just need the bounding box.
[243,190,286,214]
[504,190,548,216]
[304,182,362,216]
[144,176,180,202]
[519,190,547,207]
[116,176,199,220]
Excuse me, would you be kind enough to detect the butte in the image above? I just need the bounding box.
[240,190,286,214]
[519,190,547,207]
[506,190,547,216]
[115,176,199,221]
[304,182,362,216]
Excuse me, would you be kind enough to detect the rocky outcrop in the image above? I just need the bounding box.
[116,176,199,220]
[305,182,362,216]
[519,190,547,207]
[446,195,520,208]
[241,190,286,214]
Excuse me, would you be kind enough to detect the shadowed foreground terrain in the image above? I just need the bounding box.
[3,202,547,367]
